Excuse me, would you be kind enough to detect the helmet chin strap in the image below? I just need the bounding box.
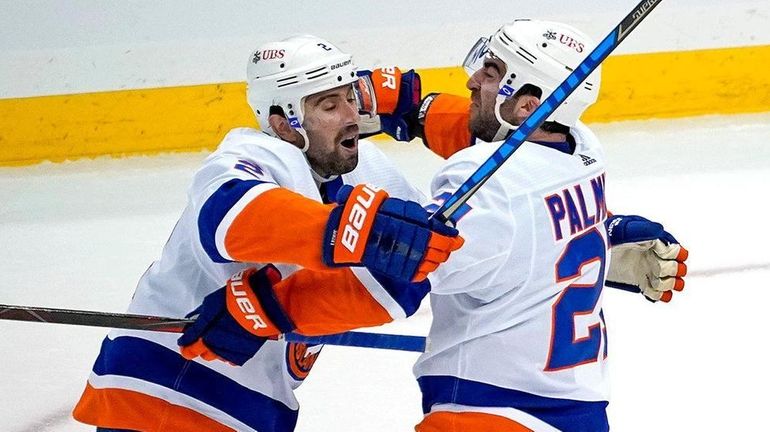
[299,127,336,184]
[295,126,311,153]
[288,108,339,183]
[293,103,311,153]
[297,126,339,184]
[264,107,311,153]
[492,91,517,141]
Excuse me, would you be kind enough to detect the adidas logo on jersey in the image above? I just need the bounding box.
[579,153,596,166]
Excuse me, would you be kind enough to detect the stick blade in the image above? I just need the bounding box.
[0,304,191,333]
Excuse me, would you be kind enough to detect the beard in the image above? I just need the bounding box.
[306,149,358,177]
[304,124,360,177]
[469,106,504,142]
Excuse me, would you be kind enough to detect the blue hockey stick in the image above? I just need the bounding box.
[434,0,663,223]
[285,331,425,352]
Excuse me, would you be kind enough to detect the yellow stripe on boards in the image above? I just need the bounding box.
[585,44,770,122]
[1,45,768,166]
[0,83,254,166]
[417,45,770,122]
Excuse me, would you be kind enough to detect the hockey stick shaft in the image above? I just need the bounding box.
[434,0,663,223]
[0,304,426,353]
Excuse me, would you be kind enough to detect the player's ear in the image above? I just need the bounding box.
[268,114,303,148]
[514,95,541,124]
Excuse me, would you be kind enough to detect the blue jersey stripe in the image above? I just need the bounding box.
[92,336,298,432]
[418,375,608,432]
[198,179,270,263]
[319,176,344,204]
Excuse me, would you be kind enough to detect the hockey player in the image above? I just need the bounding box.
[72,35,462,432]
[171,20,689,432]
[362,41,688,304]
[407,20,688,431]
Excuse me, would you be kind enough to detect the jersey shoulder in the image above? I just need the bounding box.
[192,128,312,193]
[213,127,308,170]
[570,121,605,158]
[430,140,510,195]
[431,131,606,202]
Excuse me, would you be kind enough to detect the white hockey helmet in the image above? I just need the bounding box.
[246,35,360,151]
[463,19,601,135]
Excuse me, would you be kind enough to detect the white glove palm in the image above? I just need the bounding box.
[607,238,688,302]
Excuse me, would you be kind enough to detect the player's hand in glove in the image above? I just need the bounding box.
[356,67,421,141]
[177,265,294,366]
[323,184,464,282]
[605,215,689,302]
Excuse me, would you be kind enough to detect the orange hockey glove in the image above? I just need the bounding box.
[323,184,463,282]
[356,67,422,141]
[178,265,294,365]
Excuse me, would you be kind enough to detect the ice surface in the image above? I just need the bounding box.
[1,113,769,431]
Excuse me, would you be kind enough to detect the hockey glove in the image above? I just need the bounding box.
[323,184,463,283]
[605,215,689,303]
[357,67,422,141]
[177,265,294,366]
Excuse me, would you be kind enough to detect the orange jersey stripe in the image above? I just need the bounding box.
[423,93,472,159]
[274,268,392,335]
[73,383,234,432]
[416,411,533,432]
[224,187,333,270]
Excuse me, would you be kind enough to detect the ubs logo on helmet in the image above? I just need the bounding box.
[253,49,286,63]
[543,30,585,53]
[558,34,584,53]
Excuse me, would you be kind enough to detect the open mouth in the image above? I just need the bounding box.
[340,136,357,149]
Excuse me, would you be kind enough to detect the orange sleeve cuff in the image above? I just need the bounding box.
[423,93,473,159]
[224,187,333,270]
[274,268,392,336]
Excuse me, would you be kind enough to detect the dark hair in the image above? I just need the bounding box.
[269,105,286,117]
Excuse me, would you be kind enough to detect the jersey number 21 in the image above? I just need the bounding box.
[545,228,607,371]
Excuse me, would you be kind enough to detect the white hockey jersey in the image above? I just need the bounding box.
[73,128,425,432]
[415,122,611,432]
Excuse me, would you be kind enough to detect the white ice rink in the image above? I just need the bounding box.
[2,113,770,431]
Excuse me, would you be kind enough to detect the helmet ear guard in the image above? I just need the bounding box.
[463,19,601,138]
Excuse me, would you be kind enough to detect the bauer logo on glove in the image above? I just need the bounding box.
[178,265,294,366]
[323,183,464,283]
[336,183,386,260]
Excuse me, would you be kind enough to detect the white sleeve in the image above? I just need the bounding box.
[427,158,517,298]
